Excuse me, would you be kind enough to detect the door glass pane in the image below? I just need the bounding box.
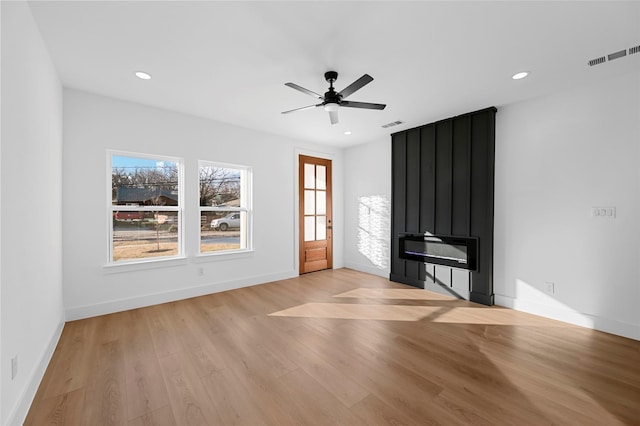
[316,191,326,215]
[304,216,315,241]
[304,163,315,189]
[304,190,315,215]
[316,216,326,240]
[316,165,326,190]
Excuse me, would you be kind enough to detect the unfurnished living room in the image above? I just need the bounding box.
[2,1,640,425]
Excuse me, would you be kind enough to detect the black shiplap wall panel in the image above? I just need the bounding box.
[469,111,495,304]
[451,116,471,236]
[405,130,422,280]
[470,113,488,271]
[418,125,436,284]
[391,133,407,277]
[406,129,421,233]
[419,125,436,233]
[434,120,452,235]
[391,107,496,305]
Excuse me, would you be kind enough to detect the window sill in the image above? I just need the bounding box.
[195,248,254,262]
[103,256,188,274]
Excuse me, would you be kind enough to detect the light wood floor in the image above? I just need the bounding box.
[26,268,640,425]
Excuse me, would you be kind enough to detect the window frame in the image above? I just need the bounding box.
[107,150,185,265]
[198,160,253,256]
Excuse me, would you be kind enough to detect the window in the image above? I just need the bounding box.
[199,161,252,254]
[110,153,183,263]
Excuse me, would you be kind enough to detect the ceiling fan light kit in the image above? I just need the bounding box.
[282,71,386,125]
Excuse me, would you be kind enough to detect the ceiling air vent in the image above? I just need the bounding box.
[608,49,627,61]
[382,120,404,129]
[588,43,640,67]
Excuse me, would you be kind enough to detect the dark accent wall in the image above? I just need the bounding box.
[390,107,496,305]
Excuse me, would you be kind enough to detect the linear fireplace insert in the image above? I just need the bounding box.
[399,234,478,271]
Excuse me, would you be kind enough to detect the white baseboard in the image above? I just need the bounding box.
[7,317,65,426]
[65,270,298,321]
[343,261,389,279]
[495,294,639,341]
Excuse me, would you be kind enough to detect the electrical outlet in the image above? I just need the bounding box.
[592,207,616,218]
[11,356,18,380]
[544,282,555,294]
[197,267,204,276]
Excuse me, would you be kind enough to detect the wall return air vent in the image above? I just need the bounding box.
[588,43,639,67]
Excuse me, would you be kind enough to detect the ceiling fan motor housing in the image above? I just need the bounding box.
[323,71,341,106]
[324,71,338,83]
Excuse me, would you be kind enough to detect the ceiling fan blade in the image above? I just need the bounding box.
[285,82,323,99]
[341,100,386,110]
[338,74,373,99]
[329,110,339,125]
[281,104,322,114]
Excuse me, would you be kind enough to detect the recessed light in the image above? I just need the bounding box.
[512,71,529,80]
[344,131,352,135]
[135,71,152,80]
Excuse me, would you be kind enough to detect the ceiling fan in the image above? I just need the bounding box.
[282,71,386,125]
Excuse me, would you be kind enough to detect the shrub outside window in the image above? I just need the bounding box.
[199,161,252,254]
[110,153,183,263]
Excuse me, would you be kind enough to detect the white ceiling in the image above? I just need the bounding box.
[28,1,640,148]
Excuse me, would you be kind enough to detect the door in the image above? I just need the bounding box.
[299,155,333,274]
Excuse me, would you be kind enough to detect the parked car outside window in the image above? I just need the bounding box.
[211,213,240,231]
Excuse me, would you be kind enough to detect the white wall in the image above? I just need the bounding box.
[494,71,640,340]
[63,89,343,319]
[343,138,391,277]
[343,71,640,340]
[1,3,65,425]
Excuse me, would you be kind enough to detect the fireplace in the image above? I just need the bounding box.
[390,107,495,304]
[398,234,477,271]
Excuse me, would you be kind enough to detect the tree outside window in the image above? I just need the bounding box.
[110,153,182,263]
[199,161,252,254]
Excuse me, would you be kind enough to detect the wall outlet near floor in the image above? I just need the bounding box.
[11,356,18,380]
[197,267,204,276]
[544,282,555,294]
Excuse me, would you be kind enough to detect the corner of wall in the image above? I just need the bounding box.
[6,317,64,426]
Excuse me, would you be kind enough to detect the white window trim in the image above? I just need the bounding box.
[198,160,253,256]
[107,150,185,266]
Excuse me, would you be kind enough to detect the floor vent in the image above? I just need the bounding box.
[382,120,404,128]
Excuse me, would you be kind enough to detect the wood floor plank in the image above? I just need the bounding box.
[145,303,184,359]
[200,368,268,426]
[201,333,301,425]
[269,368,367,425]
[23,388,86,426]
[82,340,127,426]
[157,350,223,426]
[25,268,640,425]
[37,318,99,399]
[127,405,177,426]
[121,309,171,421]
[350,394,417,426]
[243,313,371,408]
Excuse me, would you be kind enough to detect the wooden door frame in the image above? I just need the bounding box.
[297,154,333,274]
